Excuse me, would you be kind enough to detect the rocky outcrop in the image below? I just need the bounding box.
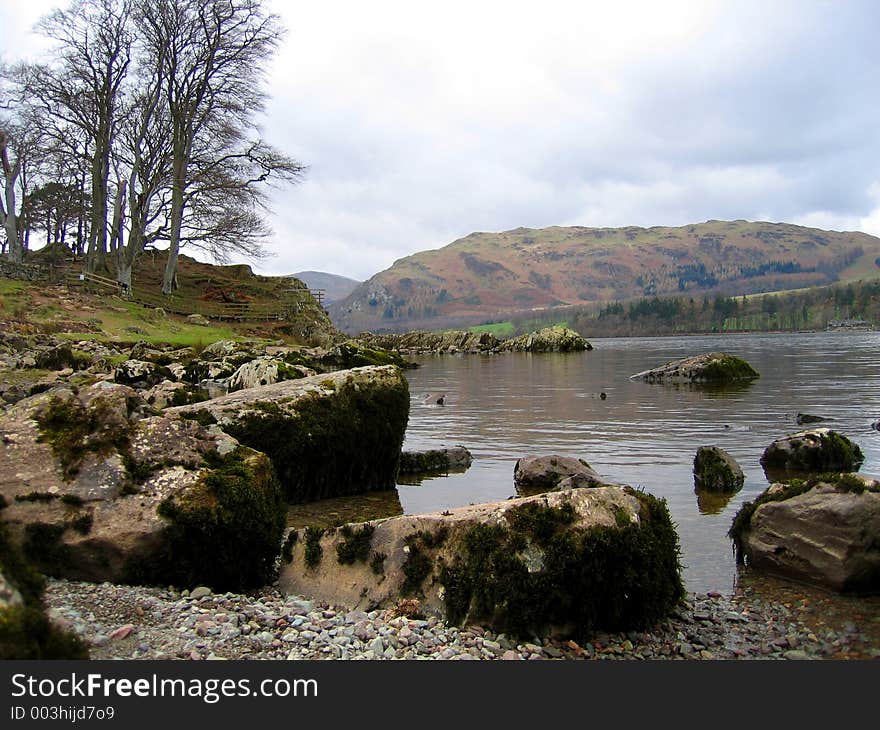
[356,330,500,354]
[693,446,744,493]
[630,352,759,383]
[499,326,591,353]
[398,446,473,475]
[514,455,609,495]
[0,383,285,591]
[760,429,864,475]
[729,474,880,593]
[279,486,684,638]
[167,365,410,503]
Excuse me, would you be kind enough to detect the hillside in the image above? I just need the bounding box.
[292,271,361,304]
[328,220,880,334]
[3,251,340,347]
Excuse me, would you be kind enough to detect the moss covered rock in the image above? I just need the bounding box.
[167,365,410,503]
[499,326,592,353]
[514,455,610,495]
[280,486,684,639]
[356,330,501,354]
[398,446,473,475]
[0,383,285,591]
[630,352,759,383]
[729,474,880,593]
[760,428,864,476]
[693,446,744,493]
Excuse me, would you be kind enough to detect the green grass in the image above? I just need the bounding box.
[467,321,515,337]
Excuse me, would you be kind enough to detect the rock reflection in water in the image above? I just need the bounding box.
[695,490,736,515]
[286,490,403,529]
[396,467,470,487]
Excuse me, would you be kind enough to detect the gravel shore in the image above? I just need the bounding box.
[44,579,880,661]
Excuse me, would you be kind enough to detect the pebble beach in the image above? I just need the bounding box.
[44,578,880,661]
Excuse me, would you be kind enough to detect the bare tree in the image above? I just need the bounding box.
[138,0,302,294]
[31,0,134,273]
[0,127,24,262]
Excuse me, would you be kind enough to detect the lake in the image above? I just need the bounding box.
[396,331,880,594]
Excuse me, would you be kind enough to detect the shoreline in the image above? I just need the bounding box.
[44,578,880,661]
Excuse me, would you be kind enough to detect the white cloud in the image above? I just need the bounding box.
[5,0,880,281]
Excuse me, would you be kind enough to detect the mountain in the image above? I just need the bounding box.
[292,271,361,304]
[328,220,880,334]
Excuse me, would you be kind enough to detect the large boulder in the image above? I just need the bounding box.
[167,365,410,503]
[729,474,880,593]
[630,352,759,383]
[693,446,744,493]
[280,486,684,638]
[499,326,592,353]
[514,455,609,495]
[760,429,864,475]
[227,356,308,392]
[0,383,285,591]
[398,446,473,475]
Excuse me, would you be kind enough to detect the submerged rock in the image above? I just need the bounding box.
[630,352,759,383]
[693,446,744,493]
[398,446,473,475]
[796,413,829,425]
[729,474,880,593]
[760,429,864,475]
[167,365,410,503]
[279,486,684,638]
[499,326,592,353]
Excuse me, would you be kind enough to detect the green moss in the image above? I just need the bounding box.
[59,494,84,507]
[303,526,325,569]
[336,524,376,565]
[694,448,743,492]
[281,530,299,563]
[700,354,759,381]
[223,375,410,503]
[761,430,865,472]
[14,492,58,503]
[68,511,93,535]
[178,409,218,427]
[370,551,387,575]
[169,386,210,407]
[121,453,160,484]
[35,395,133,480]
[439,492,683,639]
[401,534,436,597]
[22,522,72,572]
[0,522,88,659]
[131,447,285,591]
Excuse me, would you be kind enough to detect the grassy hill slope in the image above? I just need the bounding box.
[329,220,880,334]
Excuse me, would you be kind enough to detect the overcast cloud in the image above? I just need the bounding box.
[3,0,880,280]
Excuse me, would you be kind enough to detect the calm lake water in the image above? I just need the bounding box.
[396,331,880,594]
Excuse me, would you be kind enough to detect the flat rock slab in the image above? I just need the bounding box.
[630,352,759,383]
[398,446,473,475]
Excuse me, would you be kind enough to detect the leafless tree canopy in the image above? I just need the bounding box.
[0,0,305,293]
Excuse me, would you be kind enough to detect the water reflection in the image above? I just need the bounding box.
[399,331,880,593]
[286,490,403,529]
[695,489,737,515]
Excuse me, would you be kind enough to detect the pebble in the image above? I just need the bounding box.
[41,580,880,661]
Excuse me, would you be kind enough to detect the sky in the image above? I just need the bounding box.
[3,0,880,281]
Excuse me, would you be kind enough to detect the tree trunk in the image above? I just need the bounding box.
[162,151,188,294]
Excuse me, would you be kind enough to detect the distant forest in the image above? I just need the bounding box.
[501,279,880,338]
